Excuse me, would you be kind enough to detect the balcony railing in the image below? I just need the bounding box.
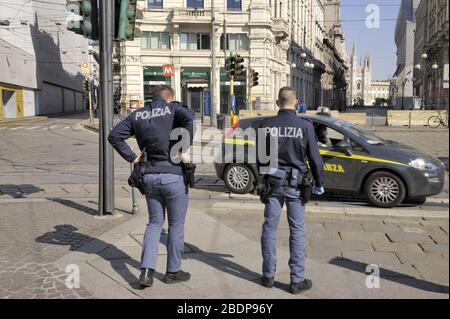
[178,8,211,17]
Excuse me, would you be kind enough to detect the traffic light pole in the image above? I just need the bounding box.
[210,0,217,128]
[249,73,253,118]
[98,0,115,216]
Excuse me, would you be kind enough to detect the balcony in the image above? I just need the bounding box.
[272,18,290,39]
[171,8,212,25]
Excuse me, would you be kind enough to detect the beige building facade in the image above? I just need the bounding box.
[120,0,345,119]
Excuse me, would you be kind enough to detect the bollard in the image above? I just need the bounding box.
[408,112,412,129]
[130,163,139,215]
[371,113,374,128]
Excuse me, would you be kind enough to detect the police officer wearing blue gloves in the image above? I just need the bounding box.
[108,85,195,289]
[257,87,325,294]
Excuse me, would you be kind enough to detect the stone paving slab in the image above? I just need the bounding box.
[341,250,401,266]
[386,231,435,244]
[309,239,373,251]
[339,231,390,243]
[372,242,423,254]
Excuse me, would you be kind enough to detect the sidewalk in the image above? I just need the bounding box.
[54,200,448,299]
[0,182,448,219]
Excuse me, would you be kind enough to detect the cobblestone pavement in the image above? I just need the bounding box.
[374,129,449,160]
[202,206,449,287]
[0,115,143,298]
[0,201,130,299]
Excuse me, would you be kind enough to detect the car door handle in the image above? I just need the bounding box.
[361,160,368,164]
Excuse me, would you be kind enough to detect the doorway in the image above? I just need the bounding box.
[2,89,17,119]
[183,84,210,122]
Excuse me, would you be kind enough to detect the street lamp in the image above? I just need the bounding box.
[414,52,439,110]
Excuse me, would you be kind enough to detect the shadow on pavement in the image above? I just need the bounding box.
[329,257,449,294]
[36,224,140,290]
[48,198,133,216]
[0,184,44,198]
[158,232,263,287]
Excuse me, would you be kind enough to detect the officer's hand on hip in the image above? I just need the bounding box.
[178,151,191,163]
[132,153,142,165]
[313,186,325,195]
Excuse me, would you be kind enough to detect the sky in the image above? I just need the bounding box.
[340,0,402,80]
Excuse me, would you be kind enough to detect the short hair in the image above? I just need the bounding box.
[278,87,297,106]
[153,85,175,100]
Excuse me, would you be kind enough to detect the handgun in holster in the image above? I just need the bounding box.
[299,176,314,204]
[128,148,149,195]
[181,162,196,193]
[256,175,272,204]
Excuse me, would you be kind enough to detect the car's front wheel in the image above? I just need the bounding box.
[223,164,255,194]
[365,171,406,208]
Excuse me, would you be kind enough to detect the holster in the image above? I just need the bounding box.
[256,175,272,204]
[181,162,196,193]
[299,176,314,204]
[128,148,149,195]
[128,162,150,195]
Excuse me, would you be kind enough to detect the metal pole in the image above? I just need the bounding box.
[210,0,217,127]
[98,0,115,216]
[88,80,94,124]
[249,73,253,117]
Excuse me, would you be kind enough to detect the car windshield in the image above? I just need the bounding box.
[333,120,386,145]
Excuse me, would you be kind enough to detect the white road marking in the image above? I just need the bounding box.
[9,126,26,131]
[26,126,43,130]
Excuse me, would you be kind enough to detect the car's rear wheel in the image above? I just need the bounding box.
[365,171,406,208]
[223,164,255,194]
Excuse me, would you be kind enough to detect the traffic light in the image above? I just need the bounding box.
[250,70,259,87]
[66,1,99,40]
[116,0,142,41]
[235,55,245,78]
[83,80,90,92]
[225,55,236,80]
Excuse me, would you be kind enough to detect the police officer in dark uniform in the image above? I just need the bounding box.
[108,85,195,288]
[257,87,325,294]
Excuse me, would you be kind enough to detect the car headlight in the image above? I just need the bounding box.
[409,159,438,171]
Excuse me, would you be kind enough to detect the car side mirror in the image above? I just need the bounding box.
[335,141,352,156]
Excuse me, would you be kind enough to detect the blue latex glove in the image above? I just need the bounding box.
[313,186,325,195]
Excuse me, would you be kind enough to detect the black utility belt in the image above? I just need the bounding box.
[266,167,303,188]
[145,160,176,167]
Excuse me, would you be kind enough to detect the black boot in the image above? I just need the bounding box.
[290,279,312,294]
[139,268,154,288]
[164,270,191,284]
[261,277,275,288]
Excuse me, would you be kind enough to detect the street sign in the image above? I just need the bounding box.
[162,64,174,77]
[80,61,90,75]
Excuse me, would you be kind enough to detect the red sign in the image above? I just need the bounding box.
[162,64,174,77]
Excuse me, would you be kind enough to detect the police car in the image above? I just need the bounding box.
[214,115,446,208]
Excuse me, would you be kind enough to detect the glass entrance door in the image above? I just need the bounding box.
[186,88,204,121]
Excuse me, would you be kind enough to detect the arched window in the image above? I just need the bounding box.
[357,81,361,90]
